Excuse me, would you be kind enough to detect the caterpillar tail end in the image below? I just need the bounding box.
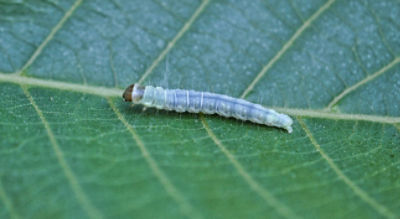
[285,126,293,134]
[280,114,293,134]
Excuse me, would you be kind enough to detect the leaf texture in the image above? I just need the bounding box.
[0,0,399,218]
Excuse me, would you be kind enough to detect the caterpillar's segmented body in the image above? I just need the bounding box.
[123,84,293,133]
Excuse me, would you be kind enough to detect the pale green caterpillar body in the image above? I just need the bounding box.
[123,84,293,133]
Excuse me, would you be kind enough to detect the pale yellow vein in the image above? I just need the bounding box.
[297,117,396,219]
[393,124,400,132]
[326,57,400,109]
[240,0,336,98]
[0,179,19,219]
[273,107,400,124]
[137,0,211,84]
[200,115,299,219]
[15,0,83,75]
[108,99,201,219]
[1,73,399,124]
[0,73,122,97]
[21,86,102,219]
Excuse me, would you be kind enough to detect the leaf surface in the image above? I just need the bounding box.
[0,0,399,218]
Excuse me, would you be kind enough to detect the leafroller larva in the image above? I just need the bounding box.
[123,84,293,133]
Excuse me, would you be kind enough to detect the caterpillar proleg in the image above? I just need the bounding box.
[123,84,293,133]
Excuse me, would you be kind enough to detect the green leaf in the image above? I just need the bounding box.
[1,0,399,218]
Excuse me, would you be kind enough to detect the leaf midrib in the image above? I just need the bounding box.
[2,0,397,124]
[1,73,399,124]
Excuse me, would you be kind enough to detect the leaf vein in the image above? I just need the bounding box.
[21,86,102,219]
[200,115,299,219]
[108,99,201,219]
[394,124,400,132]
[298,117,396,219]
[137,0,211,84]
[240,0,337,98]
[0,179,19,219]
[364,1,396,58]
[15,0,83,75]
[1,73,399,123]
[326,56,400,109]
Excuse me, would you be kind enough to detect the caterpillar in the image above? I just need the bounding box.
[123,84,293,133]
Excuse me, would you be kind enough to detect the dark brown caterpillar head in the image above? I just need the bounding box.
[123,84,145,102]
[122,84,134,102]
